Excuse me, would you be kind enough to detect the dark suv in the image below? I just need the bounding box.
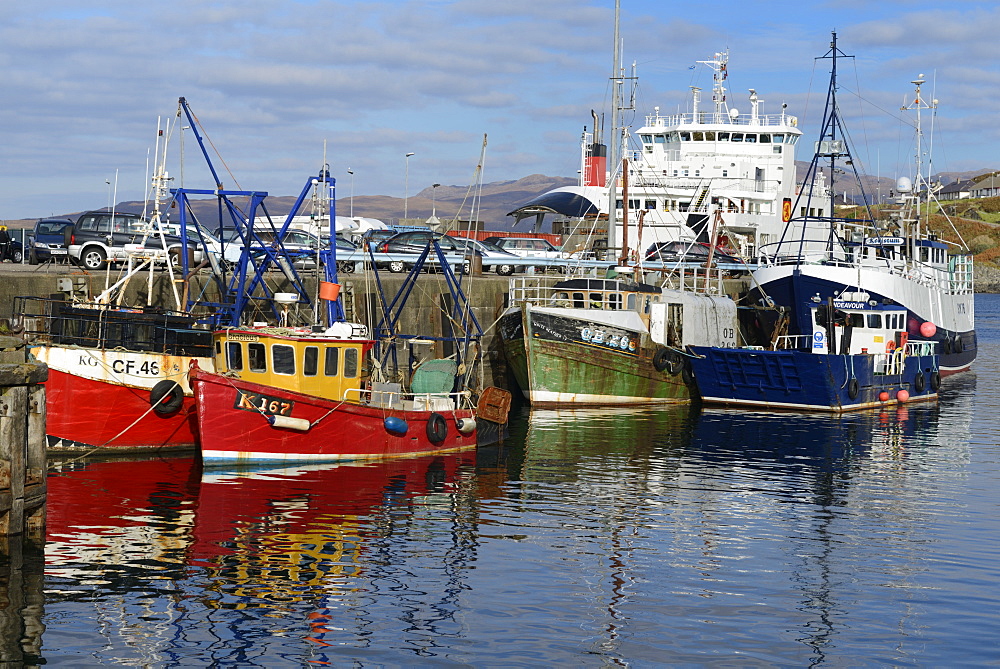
[67,211,213,270]
[28,218,74,264]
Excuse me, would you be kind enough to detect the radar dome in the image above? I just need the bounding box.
[896,176,912,193]
[728,108,740,119]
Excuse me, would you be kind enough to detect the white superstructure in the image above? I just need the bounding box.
[613,51,802,259]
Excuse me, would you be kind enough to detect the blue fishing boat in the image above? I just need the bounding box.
[689,299,939,412]
[751,33,975,377]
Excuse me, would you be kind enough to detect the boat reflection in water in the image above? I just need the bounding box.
[34,369,975,664]
[41,451,477,664]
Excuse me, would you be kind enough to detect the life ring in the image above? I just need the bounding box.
[914,371,925,393]
[847,378,859,400]
[930,371,941,391]
[885,339,896,354]
[426,412,448,443]
[150,380,183,415]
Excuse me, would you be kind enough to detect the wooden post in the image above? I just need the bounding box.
[0,335,47,538]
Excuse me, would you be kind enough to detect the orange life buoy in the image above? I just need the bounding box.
[886,339,896,354]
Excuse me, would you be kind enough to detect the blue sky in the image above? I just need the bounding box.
[2,0,998,220]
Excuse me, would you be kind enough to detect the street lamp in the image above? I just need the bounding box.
[347,168,354,218]
[432,183,441,218]
[404,152,415,221]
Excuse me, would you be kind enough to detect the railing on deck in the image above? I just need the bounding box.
[14,296,214,357]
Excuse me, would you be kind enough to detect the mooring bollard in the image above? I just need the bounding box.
[0,334,47,539]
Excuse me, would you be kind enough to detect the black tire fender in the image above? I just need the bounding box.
[652,347,672,372]
[681,361,695,386]
[426,412,448,443]
[914,371,926,393]
[930,371,941,391]
[847,378,859,400]
[150,380,184,415]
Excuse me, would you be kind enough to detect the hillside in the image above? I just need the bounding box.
[2,174,578,233]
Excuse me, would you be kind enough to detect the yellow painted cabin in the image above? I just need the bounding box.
[213,328,372,401]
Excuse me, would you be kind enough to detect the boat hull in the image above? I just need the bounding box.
[191,367,477,464]
[34,346,204,452]
[688,345,939,412]
[752,264,975,375]
[499,303,691,406]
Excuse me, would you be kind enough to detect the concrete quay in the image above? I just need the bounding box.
[0,262,749,393]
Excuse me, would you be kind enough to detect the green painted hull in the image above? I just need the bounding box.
[499,305,692,406]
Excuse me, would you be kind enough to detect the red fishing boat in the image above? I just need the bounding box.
[190,324,479,464]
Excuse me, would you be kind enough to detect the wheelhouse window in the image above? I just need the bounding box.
[272,344,295,375]
[867,314,883,329]
[324,347,340,376]
[344,348,359,378]
[608,294,622,310]
[304,346,319,376]
[248,343,267,372]
[226,341,243,370]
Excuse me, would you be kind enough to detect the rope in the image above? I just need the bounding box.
[60,377,185,462]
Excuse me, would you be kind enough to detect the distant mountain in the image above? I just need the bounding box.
[8,167,998,232]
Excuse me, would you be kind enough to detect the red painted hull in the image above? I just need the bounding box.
[44,368,198,452]
[191,367,477,464]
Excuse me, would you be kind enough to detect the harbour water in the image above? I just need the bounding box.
[13,294,1000,665]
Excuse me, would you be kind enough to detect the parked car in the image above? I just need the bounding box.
[0,226,23,263]
[359,228,398,250]
[448,237,520,275]
[644,241,745,275]
[482,236,570,260]
[319,234,362,274]
[378,231,519,275]
[219,228,361,273]
[27,218,74,264]
[67,211,217,270]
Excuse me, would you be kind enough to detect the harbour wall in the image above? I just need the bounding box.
[0,265,753,393]
[0,266,517,390]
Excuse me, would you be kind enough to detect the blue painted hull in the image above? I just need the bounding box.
[752,272,975,374]
[688,346,939,412]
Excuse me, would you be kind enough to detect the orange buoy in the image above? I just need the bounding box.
[920,321,937,337]
[896,389,910,402]
[879,391,890,402]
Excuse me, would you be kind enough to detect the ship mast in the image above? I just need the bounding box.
[607,0,621,257]
[901,75,936,246]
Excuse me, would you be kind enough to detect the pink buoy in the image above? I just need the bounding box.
[919,321,937,337]
[878,391,890,402]
[896,389,910,402]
